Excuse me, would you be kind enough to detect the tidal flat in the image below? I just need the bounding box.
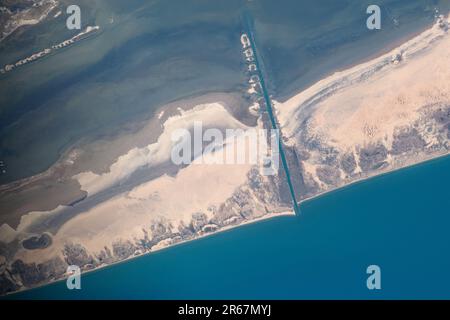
[1,0,449,296]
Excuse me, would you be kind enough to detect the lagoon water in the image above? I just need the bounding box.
[9,155,450,299]
[1,0,447,183]
[2,0,450,300]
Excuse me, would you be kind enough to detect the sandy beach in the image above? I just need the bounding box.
[5,209,295,297]
[275,13,450,201]
[0,81,294,295]
[0,91,249,229]
[1,10,449,297]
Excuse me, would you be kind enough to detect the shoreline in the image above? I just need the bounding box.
[277,10,441,101]
[0,90,249,229]
[276,12,450,140]
[0,90,246,188]
[274,13,450,209]
[5,151,450,298]
[3,10,449,298]
[7,150,450,298]
[4,210,295,298]
[299,151,450,205]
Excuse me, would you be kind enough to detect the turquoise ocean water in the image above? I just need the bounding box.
[8,155,450,299]
[2,0,450,300]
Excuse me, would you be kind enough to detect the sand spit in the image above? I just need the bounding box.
[3,13,450,297]
[0,92,291,294]
[73,102,248,197]
[0,0,58,43]
[274,14,450,200]
[0,92,247,229]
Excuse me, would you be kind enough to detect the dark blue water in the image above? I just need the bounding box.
[8,155,450,300]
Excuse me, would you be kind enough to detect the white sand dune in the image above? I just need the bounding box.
[12,102,258,263]
[274,14,450,198]
[4,14,450,294]
[74,102,248,196]
[275,14,450,150]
